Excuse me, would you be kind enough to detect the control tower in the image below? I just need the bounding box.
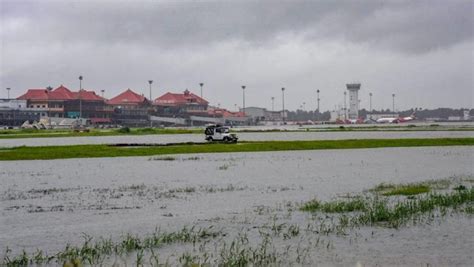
[346,83,361,120]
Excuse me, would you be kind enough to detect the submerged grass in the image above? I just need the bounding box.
[300,197,367,213]
[382,184,430,196]
[2,226,222,266]
[301,179,473,228]
[356,188,474,228]
[1,138,473,160]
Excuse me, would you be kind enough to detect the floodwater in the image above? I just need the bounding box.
[1,146,473,265]
[0,130,473,147]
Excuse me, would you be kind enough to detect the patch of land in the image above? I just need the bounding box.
[1,138,473,160]
[1,125,473,139]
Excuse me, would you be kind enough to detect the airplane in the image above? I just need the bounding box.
[375,112,416,124]
[335,118,364,124]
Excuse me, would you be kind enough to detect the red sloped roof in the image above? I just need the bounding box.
[207,108,245,118]
[72,90,104,101]
[17,85,104,101]
[17,89,49,100]
[154,90,208,106]
[107,89,148,105]
[53,85,75,99]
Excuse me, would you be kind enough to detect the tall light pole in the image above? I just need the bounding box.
[241,85,246,116]
[281,87,285,122]
[199,83,204,99]
[392,93,396,114]
[316,89,320,112]
[316,89,320,121]
[302,102,306,111]
[148,80,154,127]
[271,97,275,112]
[343,91,347,120]
[148,80,153,102]
[6,88,11,99]
[78,75,83,119]
[101,89,105,98]
[369,92,373,119]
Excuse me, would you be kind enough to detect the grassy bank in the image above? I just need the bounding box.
[0,138,473,161]
[1,125,473,139]
[0,127,202,139]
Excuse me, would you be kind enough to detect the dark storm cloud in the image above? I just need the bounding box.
[1,0,473,109]
[2,0,472,53]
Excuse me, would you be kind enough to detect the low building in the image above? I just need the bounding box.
[17,85,110,120]
[0,99,41,126]
[154,89,208,115]
[242,107,282,124]
[108,89,151,126]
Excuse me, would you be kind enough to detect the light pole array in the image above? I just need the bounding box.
[200,83,204,99]
[6,87,11,99]
[241,85,246,116]
[78,75,83,119]
[281,87,285,122]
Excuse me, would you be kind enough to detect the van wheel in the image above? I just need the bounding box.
[223,137,230,142]
[206,137,213,142]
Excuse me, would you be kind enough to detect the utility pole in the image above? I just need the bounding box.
[200,83,204,99]
[6,88,11,99]
[281,87,285,122]
[271,96,275,112]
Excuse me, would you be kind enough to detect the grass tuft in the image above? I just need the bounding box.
[382,184,430,196]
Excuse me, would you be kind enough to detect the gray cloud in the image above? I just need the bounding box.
[1,0,473,110]
[2,0,472,52]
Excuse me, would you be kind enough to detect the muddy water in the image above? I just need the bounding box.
[0,130,473,147]
[1,146,473,265]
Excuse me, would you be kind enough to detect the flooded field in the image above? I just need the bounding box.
[1,146,473,265]
[1,130,473,148]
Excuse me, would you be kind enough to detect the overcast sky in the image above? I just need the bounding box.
[1,0,473,111]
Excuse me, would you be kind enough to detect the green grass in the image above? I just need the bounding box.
[2,226,222,266]
[0,127,202,139]
[1,125,473,139]
[382,184,431,196]
[355,188,474,228]
[1,138,473,160]
[300,198,367,213]
[301,179,474,228]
